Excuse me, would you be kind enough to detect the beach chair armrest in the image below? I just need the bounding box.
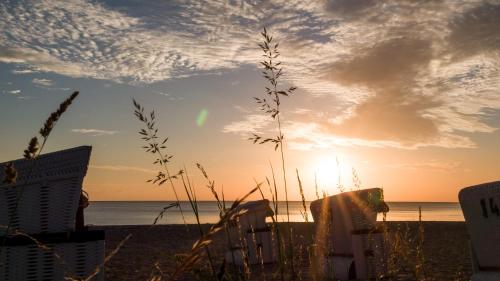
[351,227,385,235]
[246,226,271,234]
[327,252,354,258]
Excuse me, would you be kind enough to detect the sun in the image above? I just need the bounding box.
[310,155,351,194]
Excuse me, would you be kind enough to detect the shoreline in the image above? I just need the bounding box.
[94,221,471,280]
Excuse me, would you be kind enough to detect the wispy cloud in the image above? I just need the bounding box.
[71,128,118,136]
[89,165,154,174]
[222,114,272,135]
[12,68,36,74]
[1,0,499,149]
[32,78,53,87]
[5,89,21,95]
[219,1,500,149]
[387,160,463,172]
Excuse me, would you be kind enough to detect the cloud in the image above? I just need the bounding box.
[387,160,463,172]
[0,0,261,83]
[312,38,453,146]
[222,114,273,135]
[447,3,500,59]
[12,68,37,74]
[0,47,87,77]
[324,0,377,19]
[234,105,252,114]
[32,78,53,87]
[89,165,154,174]
[1,0,499,149]
[71,128,118,136]
[5,89,21,95]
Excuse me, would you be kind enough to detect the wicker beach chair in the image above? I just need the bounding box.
[0,146,105,281]
[310,188,389,280]
[225,199,275,266]
[459,181,500,281]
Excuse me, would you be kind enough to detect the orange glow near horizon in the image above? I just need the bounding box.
[1,1,499,204]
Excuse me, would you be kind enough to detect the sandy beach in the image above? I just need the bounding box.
[96,222,471,280]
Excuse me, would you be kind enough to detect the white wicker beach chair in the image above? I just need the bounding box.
[225,199,275,265]
[0,146,104,280]
[0,146,92,235]
[459,181,500,281]
[310,188,389,280]
[0,230,105,281]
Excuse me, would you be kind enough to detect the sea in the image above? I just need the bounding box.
[85,201,464,225]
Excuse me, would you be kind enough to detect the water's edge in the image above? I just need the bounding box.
[85,201,464,225]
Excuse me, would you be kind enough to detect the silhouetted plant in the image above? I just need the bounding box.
[0,91,127,281]
[336,157,345,193]
[24,91,79,160]
[248,27,297,278]
[2,91,79,185]
[352,167,362,190]
[295,169,308,223]
[133,100,222,277]
[2,162,17,184]
[132,99,186,224]
[168,185,261,281]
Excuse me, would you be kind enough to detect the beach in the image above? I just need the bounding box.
[97,222,471,280]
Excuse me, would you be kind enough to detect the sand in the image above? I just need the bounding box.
[94,222,471,281]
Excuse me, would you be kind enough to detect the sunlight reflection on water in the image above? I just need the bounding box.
[85,201,463,225]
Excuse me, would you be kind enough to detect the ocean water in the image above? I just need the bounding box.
[85,201,464,225]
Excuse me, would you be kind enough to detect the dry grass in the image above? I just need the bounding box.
[0,27,463,281]
[0,91,128,281]
[1,91,80,238]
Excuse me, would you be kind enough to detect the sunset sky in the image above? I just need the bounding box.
[1,0,499,202]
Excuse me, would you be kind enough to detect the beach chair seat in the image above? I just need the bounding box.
[459,181,500,281]
[0,230,105,281]
[225,199,275,265]
[0,146,92,235]
[0,146,104,281]
[310,188,389,280]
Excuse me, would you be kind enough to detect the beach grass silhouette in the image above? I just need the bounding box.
[0,29,474,281]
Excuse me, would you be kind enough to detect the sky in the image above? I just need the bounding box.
[1,0,499,202]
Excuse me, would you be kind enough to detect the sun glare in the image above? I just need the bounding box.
[311,156,352,194]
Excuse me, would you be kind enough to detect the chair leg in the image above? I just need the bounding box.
[352,232,387,280]
[246,229,275,264]
[470,240,480,274]
[327,256,355,280]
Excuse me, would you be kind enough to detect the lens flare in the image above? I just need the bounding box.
[196,109,208,127]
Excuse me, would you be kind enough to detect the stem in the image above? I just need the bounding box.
[180,170,216,277]
[144,125,187,225]
[271,51,295,278]
[165,166,186,224]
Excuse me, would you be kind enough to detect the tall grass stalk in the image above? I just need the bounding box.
[336,157,345,193]
[168,184,261,281]
[416,206,428,280]
[268,163,286,281]
[295,169,308,223]
[352,168,361,190]
[132,99,187,225]
[249,27,297,278]
[180,166,216,276]
[196,162,247,279]
[314,173,320,200]
[1,91,80,254]
[133,100,219,276]
[1,91,129,281]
